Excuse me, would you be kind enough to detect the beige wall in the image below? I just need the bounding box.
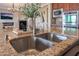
[0,9,21,30]
[39,5,49,31]
[0,4,52,32]
[27,4,51,32]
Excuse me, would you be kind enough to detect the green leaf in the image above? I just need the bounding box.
[20,3,40,19]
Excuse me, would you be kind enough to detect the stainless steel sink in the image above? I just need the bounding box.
[51,33,69,42]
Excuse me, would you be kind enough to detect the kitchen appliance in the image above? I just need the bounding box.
[19,20,27,31]
[62,11,79,36]
[53,8,63,17]
[0,13,13,20]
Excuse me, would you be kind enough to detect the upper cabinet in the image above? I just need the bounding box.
[52,3,58,9]
[69,3,79,10]
[57,3,64,9]
[52,3,79,11]
[63,3,70,11]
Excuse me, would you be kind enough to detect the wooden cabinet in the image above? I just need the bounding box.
[52,3,58,9]
[69,3,79,10]
[69,3,76,10]
[52,3,70,11]
[75,4,79,10]
[57,3,64,9]
[63,3,70,11]
[52,3,79,11]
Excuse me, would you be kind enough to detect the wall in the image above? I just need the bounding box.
[0,9,27,31]
[40,5,49,31]
[0,9,15,30]
[39,4,52,32]
[0,4,52,32]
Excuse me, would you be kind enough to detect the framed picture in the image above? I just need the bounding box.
[0,13,13,20]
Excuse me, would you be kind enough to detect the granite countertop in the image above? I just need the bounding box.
[8,31,48,40]
[0,31,78,56]
[35,36,78,56]
[7,36,78,56]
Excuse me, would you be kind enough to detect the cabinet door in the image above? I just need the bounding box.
[69,3,75,10]
[57,3,70,11]
[52,3,58,10]
[52,3,79,11]
[53,3,70,11]
[69,3,73,10]
[73,3,79,10]
[52,3,70,11]
[57,3,64,9]
[69,3,79,10]
[63,3,70,11]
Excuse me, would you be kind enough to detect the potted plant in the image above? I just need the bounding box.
[20,3,40,39]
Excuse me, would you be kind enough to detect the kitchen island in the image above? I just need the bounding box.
[8,31,78,56]
[36,36,78,56]
[0,29,78,56]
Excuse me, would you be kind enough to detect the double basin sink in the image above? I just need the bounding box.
[9,32,68,53]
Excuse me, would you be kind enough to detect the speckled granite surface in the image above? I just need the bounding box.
[36,37,78,56]
[0,40,40,56]
[0,30,78,56]
[0,31,39,56]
